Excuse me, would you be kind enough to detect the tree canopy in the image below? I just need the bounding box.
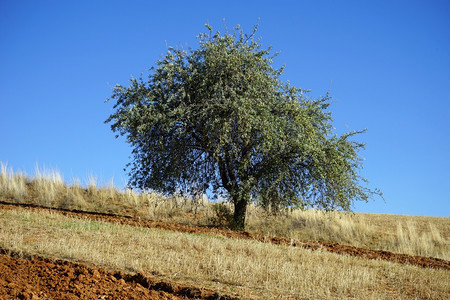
[105,24,381,230]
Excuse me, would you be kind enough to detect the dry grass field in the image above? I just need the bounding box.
[1,162,449,299]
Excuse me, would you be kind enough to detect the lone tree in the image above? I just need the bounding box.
[106,24,381,230]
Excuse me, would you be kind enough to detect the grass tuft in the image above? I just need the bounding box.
[0,162,28,202]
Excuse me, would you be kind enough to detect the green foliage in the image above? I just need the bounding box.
[209,203,234,228]
[105,23,381,230]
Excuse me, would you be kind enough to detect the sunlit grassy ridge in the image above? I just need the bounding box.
[1,162,449,260]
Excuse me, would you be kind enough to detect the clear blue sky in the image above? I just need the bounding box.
[1,0,449,217]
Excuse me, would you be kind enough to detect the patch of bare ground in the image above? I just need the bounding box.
[0,248,237,300]
[0,201,448,271]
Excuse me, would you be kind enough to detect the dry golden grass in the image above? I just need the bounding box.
[1,162,449,260]
[245,207,450,260]
[0,208,448,299]
[0,162,210,220]
[0,163,28,202]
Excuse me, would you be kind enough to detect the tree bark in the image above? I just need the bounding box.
[232,193,248,230]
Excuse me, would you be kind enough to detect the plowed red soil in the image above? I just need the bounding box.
[0,248,236,300]
[0,201,449,271]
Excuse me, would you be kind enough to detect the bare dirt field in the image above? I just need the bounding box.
[0,248,236,300]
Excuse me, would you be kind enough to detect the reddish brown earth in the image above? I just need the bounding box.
[0,201,449,271]
[0,248,236,300]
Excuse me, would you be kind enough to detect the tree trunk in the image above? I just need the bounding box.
[232,193,248,230]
